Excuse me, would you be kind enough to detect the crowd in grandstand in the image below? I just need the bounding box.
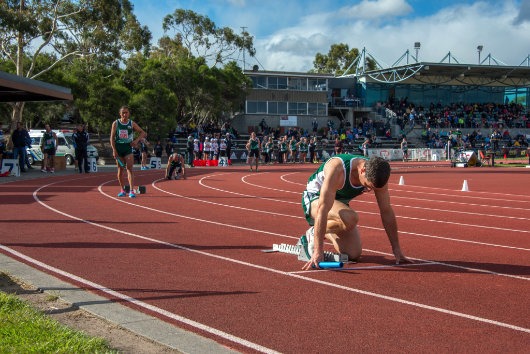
[385,98,529,131]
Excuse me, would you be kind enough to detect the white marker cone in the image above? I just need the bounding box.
[399,176,405,185]
[461,180,469,192]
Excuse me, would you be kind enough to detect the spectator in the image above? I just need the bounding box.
[153,140,163,158]
[401,137,409,162]
[225,133,233,160]
[186,136,194,166]
[139,137,150,170]
[72,123,90,173]
[334,137,343,155]
[11,122,30,173]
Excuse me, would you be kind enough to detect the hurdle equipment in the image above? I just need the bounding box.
[124,185,146,194]
[270,241,348,262]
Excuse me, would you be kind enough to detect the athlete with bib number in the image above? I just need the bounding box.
[110,106,146,198]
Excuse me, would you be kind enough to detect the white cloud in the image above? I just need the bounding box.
[340,0,413,19]
[514,0,530,24]
[251,0,530,72]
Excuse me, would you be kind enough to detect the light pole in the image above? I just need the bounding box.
[477,45,483,65]
[414,42,421,63]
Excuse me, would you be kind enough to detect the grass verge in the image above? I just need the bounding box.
[0,291,117,353]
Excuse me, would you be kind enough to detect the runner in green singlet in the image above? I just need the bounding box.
[110,106,146,198]
[300,154,410,270]
[40,124,57,173]
[288,136,299,163]
[246,131,261,172]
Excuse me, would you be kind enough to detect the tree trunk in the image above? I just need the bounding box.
[10,102,25,131]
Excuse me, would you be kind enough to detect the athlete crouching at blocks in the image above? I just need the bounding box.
[300,155,410,270]
[166,152,186,180]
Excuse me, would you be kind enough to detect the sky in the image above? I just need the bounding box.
[130,0,530,72]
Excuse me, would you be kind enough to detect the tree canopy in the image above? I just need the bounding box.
[0,0,150,130]
[311,43,376,76]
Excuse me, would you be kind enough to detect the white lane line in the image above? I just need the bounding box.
[198,174,530,237]
[0,244,279,354]
[27,178,530,341]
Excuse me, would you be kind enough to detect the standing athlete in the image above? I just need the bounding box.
[110,106,146,198]
[301,154,409,270]
[246,131,261,172]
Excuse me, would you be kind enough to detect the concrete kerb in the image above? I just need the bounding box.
[0,253,237,353]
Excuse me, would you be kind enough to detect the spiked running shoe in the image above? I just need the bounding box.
[299,226,315,260]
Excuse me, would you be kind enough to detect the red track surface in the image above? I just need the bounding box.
[1,163,529,353]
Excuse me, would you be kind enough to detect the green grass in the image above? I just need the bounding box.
[0,292,117,353]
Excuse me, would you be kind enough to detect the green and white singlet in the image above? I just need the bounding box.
[42,131,55,150]
[115,119,134,157]
[302,154,367,225]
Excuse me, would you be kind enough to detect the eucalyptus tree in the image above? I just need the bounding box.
[162,9,255,68]
[0,0,150,129]
[311,43,376,76]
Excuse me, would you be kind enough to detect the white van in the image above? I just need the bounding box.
[27,129,99,165]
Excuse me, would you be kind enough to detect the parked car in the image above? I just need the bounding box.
[27,129,98,165]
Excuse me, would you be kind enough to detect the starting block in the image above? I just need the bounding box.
[269,238,348,263]
[124,185,146,194]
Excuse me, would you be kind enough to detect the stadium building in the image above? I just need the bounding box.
[233,48,530,140]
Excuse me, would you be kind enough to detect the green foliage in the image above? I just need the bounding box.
[1,0,151,127]
[162,9,255,67]
[0,5,251,133]
[311,43,376,76]
[0,292,116,353]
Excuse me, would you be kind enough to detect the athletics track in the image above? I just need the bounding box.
[0,162,529,353]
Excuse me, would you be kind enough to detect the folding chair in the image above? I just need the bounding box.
[479,150,491,166]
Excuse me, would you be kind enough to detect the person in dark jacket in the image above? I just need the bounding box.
[186,136,194,166]
[11,122,30,172]
[72,124,89,173]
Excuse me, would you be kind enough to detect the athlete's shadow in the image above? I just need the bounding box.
[345,254,530,276]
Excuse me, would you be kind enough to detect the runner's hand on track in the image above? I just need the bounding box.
[302,252,324,270]
[394,249,412,265]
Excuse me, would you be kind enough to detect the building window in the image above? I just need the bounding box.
[247,101,267,114]
[251,76,267,89]
[268,101,288,114]
[289,102,307,115]
[308,103,328,116]
[308,78,327,91]
[268,77,288,90]
[289,78,308,91]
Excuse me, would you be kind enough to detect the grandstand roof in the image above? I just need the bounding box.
[362,62,530,87]
[0,70,73,102]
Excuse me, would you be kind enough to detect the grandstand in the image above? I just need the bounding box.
[230,47,529,161]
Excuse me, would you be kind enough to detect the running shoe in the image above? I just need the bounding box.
[128,192,136,198]
[117,190,126,197]
[41,169,47,173]
[299,226,314,260]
